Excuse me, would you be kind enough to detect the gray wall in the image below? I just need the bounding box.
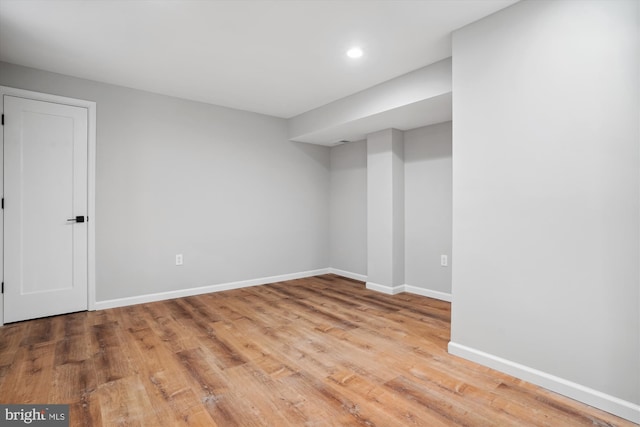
[329,140,367,276]
[405,122,452,294]
[0,61,330,302]
[328,122,453,295]
[451,0,639,406]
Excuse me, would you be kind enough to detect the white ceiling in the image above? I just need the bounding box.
[0,0,518,118]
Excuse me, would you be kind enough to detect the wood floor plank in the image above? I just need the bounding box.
[68,391,103,427]
[1,341,56,404]
[92,322,137,385]
[96,376,163,427]
[145,369,219,427]
[50,358,97,402]
[0,323,23,373]
[0,274,636,426]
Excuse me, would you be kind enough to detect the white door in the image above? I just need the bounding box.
[3,95,88,323]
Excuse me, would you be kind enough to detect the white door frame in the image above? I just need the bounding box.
[0,86,96,326]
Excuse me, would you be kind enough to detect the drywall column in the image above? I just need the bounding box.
[366,128,404,293]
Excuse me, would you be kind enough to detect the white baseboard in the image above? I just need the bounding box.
[361,280,453,302]
[448,342,640,423]
[404,285,452,302]
[365,281,404,295]
[328,268,367,282]
[94,268,330,310]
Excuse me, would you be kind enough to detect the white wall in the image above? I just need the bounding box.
[329,140,367,278]
[0,61,330,303]
[450,0,639,420]
[405,122,452,295]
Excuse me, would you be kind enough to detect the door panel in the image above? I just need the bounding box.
[4,95,88,323]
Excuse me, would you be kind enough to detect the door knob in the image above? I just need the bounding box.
[66,216,86,223]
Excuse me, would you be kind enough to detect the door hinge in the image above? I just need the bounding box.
[1,282,3,294]
[1,198,3,209]
[1,114,4,125]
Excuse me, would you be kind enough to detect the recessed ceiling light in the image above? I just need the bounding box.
[346,47,363,58]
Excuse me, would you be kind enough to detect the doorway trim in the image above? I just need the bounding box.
[0,86,96,326]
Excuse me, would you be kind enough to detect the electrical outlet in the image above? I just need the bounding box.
[440,255,448,267]
[176,254,183,266]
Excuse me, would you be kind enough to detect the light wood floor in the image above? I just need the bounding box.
[0,274,635,426]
